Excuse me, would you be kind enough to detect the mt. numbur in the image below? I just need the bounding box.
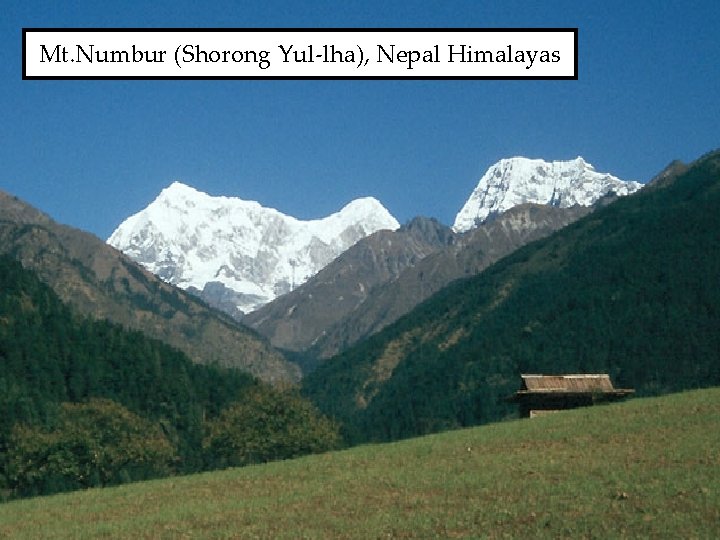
[107,182,400,316]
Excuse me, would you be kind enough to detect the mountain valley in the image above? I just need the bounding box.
[107,157,643,366]
[247,203,595,364]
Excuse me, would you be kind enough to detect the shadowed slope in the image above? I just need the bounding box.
[0,191,299,383]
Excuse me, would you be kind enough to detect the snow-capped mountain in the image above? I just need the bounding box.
[453,157,643,232]
[107,182,400,315]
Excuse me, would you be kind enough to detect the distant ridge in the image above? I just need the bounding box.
[305,202,593,361]
[247,203,591,365]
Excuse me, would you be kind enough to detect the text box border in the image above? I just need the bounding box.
[22,27,578,81]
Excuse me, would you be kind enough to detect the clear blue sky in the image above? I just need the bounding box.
[2,1,718,239]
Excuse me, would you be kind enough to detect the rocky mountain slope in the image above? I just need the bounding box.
[244,217,455,359]
[305,202,594,360]
[108,182,400,316]
[453,156,642,232]
[0,190,299,383]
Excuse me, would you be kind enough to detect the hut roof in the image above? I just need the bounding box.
[521,374,614,392]
[513,374,634,397]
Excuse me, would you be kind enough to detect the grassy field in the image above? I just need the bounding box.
[1,388,718,539]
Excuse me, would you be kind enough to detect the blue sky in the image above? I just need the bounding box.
[2,1,718,239]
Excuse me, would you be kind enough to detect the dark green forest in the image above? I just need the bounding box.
[0,256,339,499]
[303,150,720,444]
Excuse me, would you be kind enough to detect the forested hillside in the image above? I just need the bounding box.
[303,149,720,443]
[0,190,299,383]
[0,256,339,499]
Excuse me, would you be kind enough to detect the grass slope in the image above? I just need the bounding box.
[1,388,718,539]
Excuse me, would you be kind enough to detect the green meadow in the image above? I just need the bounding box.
[1,388,718,539]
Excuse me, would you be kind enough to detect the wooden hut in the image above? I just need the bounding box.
[510,374,634,418]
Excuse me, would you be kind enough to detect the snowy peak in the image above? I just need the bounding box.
[334,196,392,224]
[453,157,643,232]
[107,182,399,315]
[162,180,202,197]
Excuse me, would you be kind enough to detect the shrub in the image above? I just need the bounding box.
[6,399,176,496]
[203,386,341,469]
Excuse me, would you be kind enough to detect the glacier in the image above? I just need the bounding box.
[108,182,400,314]
[453,157,643,233]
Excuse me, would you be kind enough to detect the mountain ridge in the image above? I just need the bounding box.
[106,158,639,323]
[246,157,639,361]
[305,202,594,361]
[246,203,594,365]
